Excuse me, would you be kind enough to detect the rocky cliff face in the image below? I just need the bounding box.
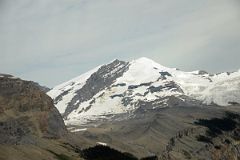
[0,74,66,144]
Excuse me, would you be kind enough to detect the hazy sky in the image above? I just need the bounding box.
[1,0,240,87]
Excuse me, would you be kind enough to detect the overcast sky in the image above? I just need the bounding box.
[0,0,240,87]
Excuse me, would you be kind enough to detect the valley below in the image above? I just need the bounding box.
[70,105,240,160]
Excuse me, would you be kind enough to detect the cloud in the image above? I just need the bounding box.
[0,0,240,86]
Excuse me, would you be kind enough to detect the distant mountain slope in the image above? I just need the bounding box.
[47,57,240,126]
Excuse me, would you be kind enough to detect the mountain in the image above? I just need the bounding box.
[1,65,240,159]
[48,57,240,126]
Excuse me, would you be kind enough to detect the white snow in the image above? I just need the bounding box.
[70,128,87,132]
[97,142,107,146]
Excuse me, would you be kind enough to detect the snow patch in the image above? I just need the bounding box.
[97,142,107,146]
[70,128,87,132]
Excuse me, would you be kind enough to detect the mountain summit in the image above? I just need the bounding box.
[47,57,240,126]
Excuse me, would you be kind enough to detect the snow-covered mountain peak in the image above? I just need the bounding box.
[133,57,159,65]
[47,57,240,126]
[113,57,177,86]
[133,57,170,70]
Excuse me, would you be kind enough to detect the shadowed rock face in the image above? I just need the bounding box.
[0,75,66,144]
